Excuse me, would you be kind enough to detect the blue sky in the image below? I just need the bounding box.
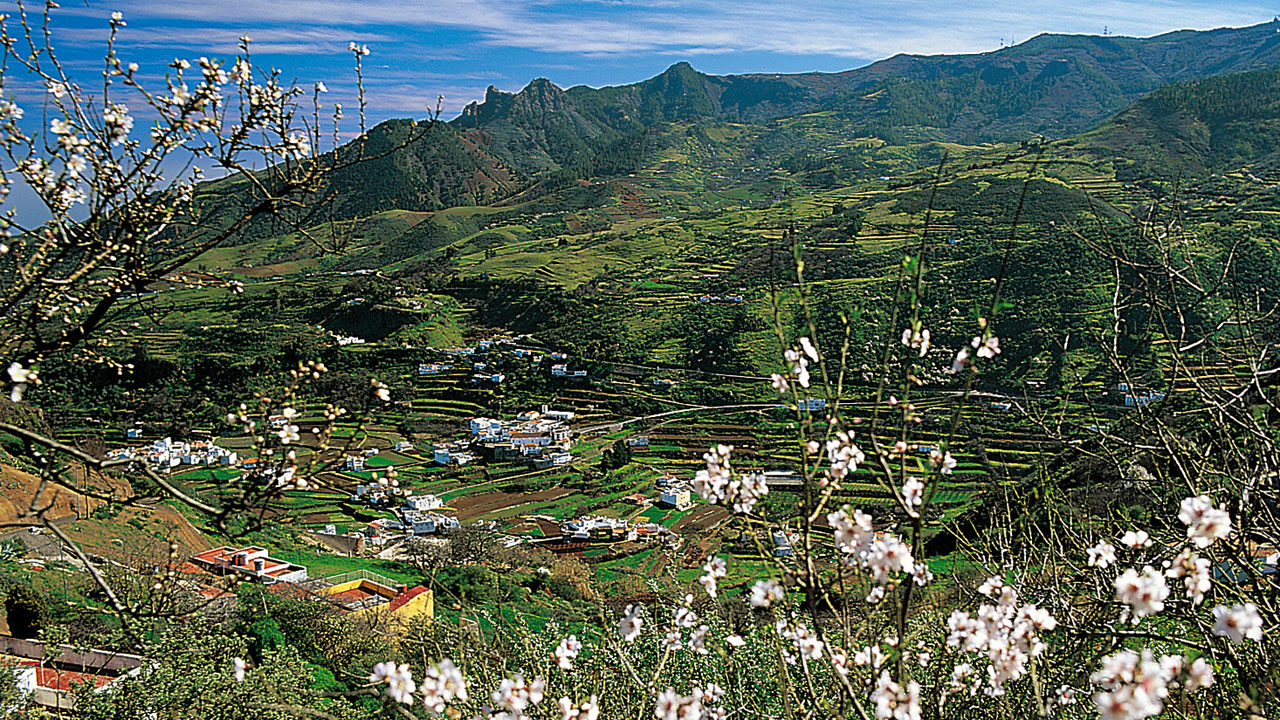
[24,0,1276,124]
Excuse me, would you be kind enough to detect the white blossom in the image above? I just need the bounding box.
[871,671,920,720]
[620,604,643,642]
[1087,542,1117,569]
[1211,603,1263,643]
[901,477,924,509]
[1178,495,1231,548]
[421,659,467,714]
[972,334,1001,359]
[699,556,726,598]
[1113,567,1169,624]
[1120,530,1152,549]
[369,662,415,705]
[554,635,582,670]
[749,579,785,608]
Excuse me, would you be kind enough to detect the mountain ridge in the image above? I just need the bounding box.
[456,20,1280,143]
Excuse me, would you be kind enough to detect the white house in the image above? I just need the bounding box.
[510,432,554,448]
[405,494,443,511]
[404,511,460,535]
[659,486,693,510]
[551,364,586,378]
[190,546,308,584]
[772,530,795,557]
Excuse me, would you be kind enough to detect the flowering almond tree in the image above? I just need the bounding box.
[0,3,416,623]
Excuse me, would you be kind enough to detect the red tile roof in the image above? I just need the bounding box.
[387,586,430,613]
[19,662,114,691]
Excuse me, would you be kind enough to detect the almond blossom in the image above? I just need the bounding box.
[492,675,546,716]
[559,695,600,720]
[421,660,467,714]
[901,326,930,357]
[929,448,956,474]
[901,477,924,509]
[554,635,582,670]
[972,334,1001,359]
[1163,549,1211,604]
[1120,530,1152,549]
[620,604,643,642]
[945,578,1057,697]
[1087,541,1117,568]
[871,670,921,720]
[1178,495,1231,548]
[1113,567,1169,624]
[699,556,727,598]
[1211,602,1263,643]
[749,579,785,607]
[369,661,415,705]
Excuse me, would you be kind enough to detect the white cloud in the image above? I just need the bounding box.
[92,0,1273,59]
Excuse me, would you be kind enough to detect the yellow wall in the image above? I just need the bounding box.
[316,579,433,621]
[391,587,434,621]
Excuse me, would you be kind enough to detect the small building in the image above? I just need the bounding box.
[343,455,365,472]
[541,407,576,421]
[1124,391,1166,408]
[489,443,520,461]
[315,573,433,622]
[772,530,795,557]
[433,442,474,465]
[125,427,142,440]
[405,494,443,511]
[801,397,827,411]
[627,436,650,447]
[189,546,308,584]
[394,441,414,452]
[532,452,573,469]
[659,486,693,510]
[560,515,628,542]
[2,637,145,713]
[404,511,460,535]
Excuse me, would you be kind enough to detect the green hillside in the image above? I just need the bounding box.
[1077,69,1280,178]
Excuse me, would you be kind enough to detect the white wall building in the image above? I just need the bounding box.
[405,494,443,511]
